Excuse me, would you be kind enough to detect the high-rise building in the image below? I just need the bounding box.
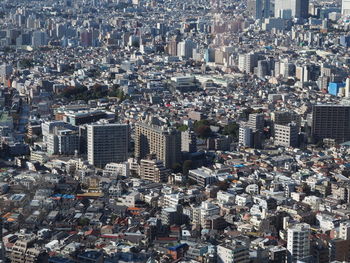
[238,53,257,73]
[274,123,299,147]
[312,105,350,143]
[32,31,48,47]
[343,0,350,15]
[248,0,271,19]
[135,122,181,169]
[248,113,264,132]
[287,223,310,262]
[239,126,253,147]
[275,0,309,19]
[87,123,129,168]
[181,130,197,153]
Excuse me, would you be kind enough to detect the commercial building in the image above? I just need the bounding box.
[274,123,299,147]
[312,105,350,143]
[87,123,129,168]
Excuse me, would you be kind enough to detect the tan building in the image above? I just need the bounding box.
[139,156,170,183]
[10,239,45,263]
[135,123,181,169]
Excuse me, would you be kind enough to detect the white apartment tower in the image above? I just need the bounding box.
[287,223,310,262]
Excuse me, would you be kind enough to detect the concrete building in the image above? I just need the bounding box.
[247,0,271,19]
[87,123,129,168]
[339,221,350,240]
[312,105,350,143]
[239,126,253,147]
[200,201,220,227]
[248,113,264,132]
[181,130,197,153]
[274,123,299,147]
[287,223,310,263]
[135,123,181,169]
[217,241,249,263]
[139,156,170,183]
[238,53,257,74]
[343,0,350,15]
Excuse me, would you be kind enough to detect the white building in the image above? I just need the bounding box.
[343,0,350,15]
[287,223,310,262]
[217,241,249,263]
[104,162,130,177]
[239,126,253,147]
[200,201,220,226]
[339,221,350,240]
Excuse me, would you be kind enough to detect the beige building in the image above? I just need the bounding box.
[274,123,299,147]
[11,239,45,263]
[139,156,170,183]
[135,123,181,169]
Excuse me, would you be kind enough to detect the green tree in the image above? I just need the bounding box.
[183,160,193,175]
[177,125,188,132]
[172,163,182,173]
[78,217,90,226]
[195,125,212,138]
[222,122,239,139]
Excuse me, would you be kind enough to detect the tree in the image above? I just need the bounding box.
[78,217,90,226]
[195,125,212,138]
[172,163,182,173]
[183,160,193,175]
[222,122,239,139]
[177,125,188,132]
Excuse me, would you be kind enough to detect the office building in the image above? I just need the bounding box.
[135,122,181,169]
[287,223,310,263]
[274,123,299,147]
[247,0,271,19]
[275,0,309,19]
[47,127,80,156]
[312,105,350,143]
[87,123,129,168]
[32,31,48,47]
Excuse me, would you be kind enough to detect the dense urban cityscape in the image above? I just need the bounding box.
[1,0,350,262]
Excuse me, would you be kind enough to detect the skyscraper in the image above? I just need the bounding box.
[248,0,271,19]
[312,104,350,143]
[87,123,129,168]
[135,122,181,169]
[275,0,309,19]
